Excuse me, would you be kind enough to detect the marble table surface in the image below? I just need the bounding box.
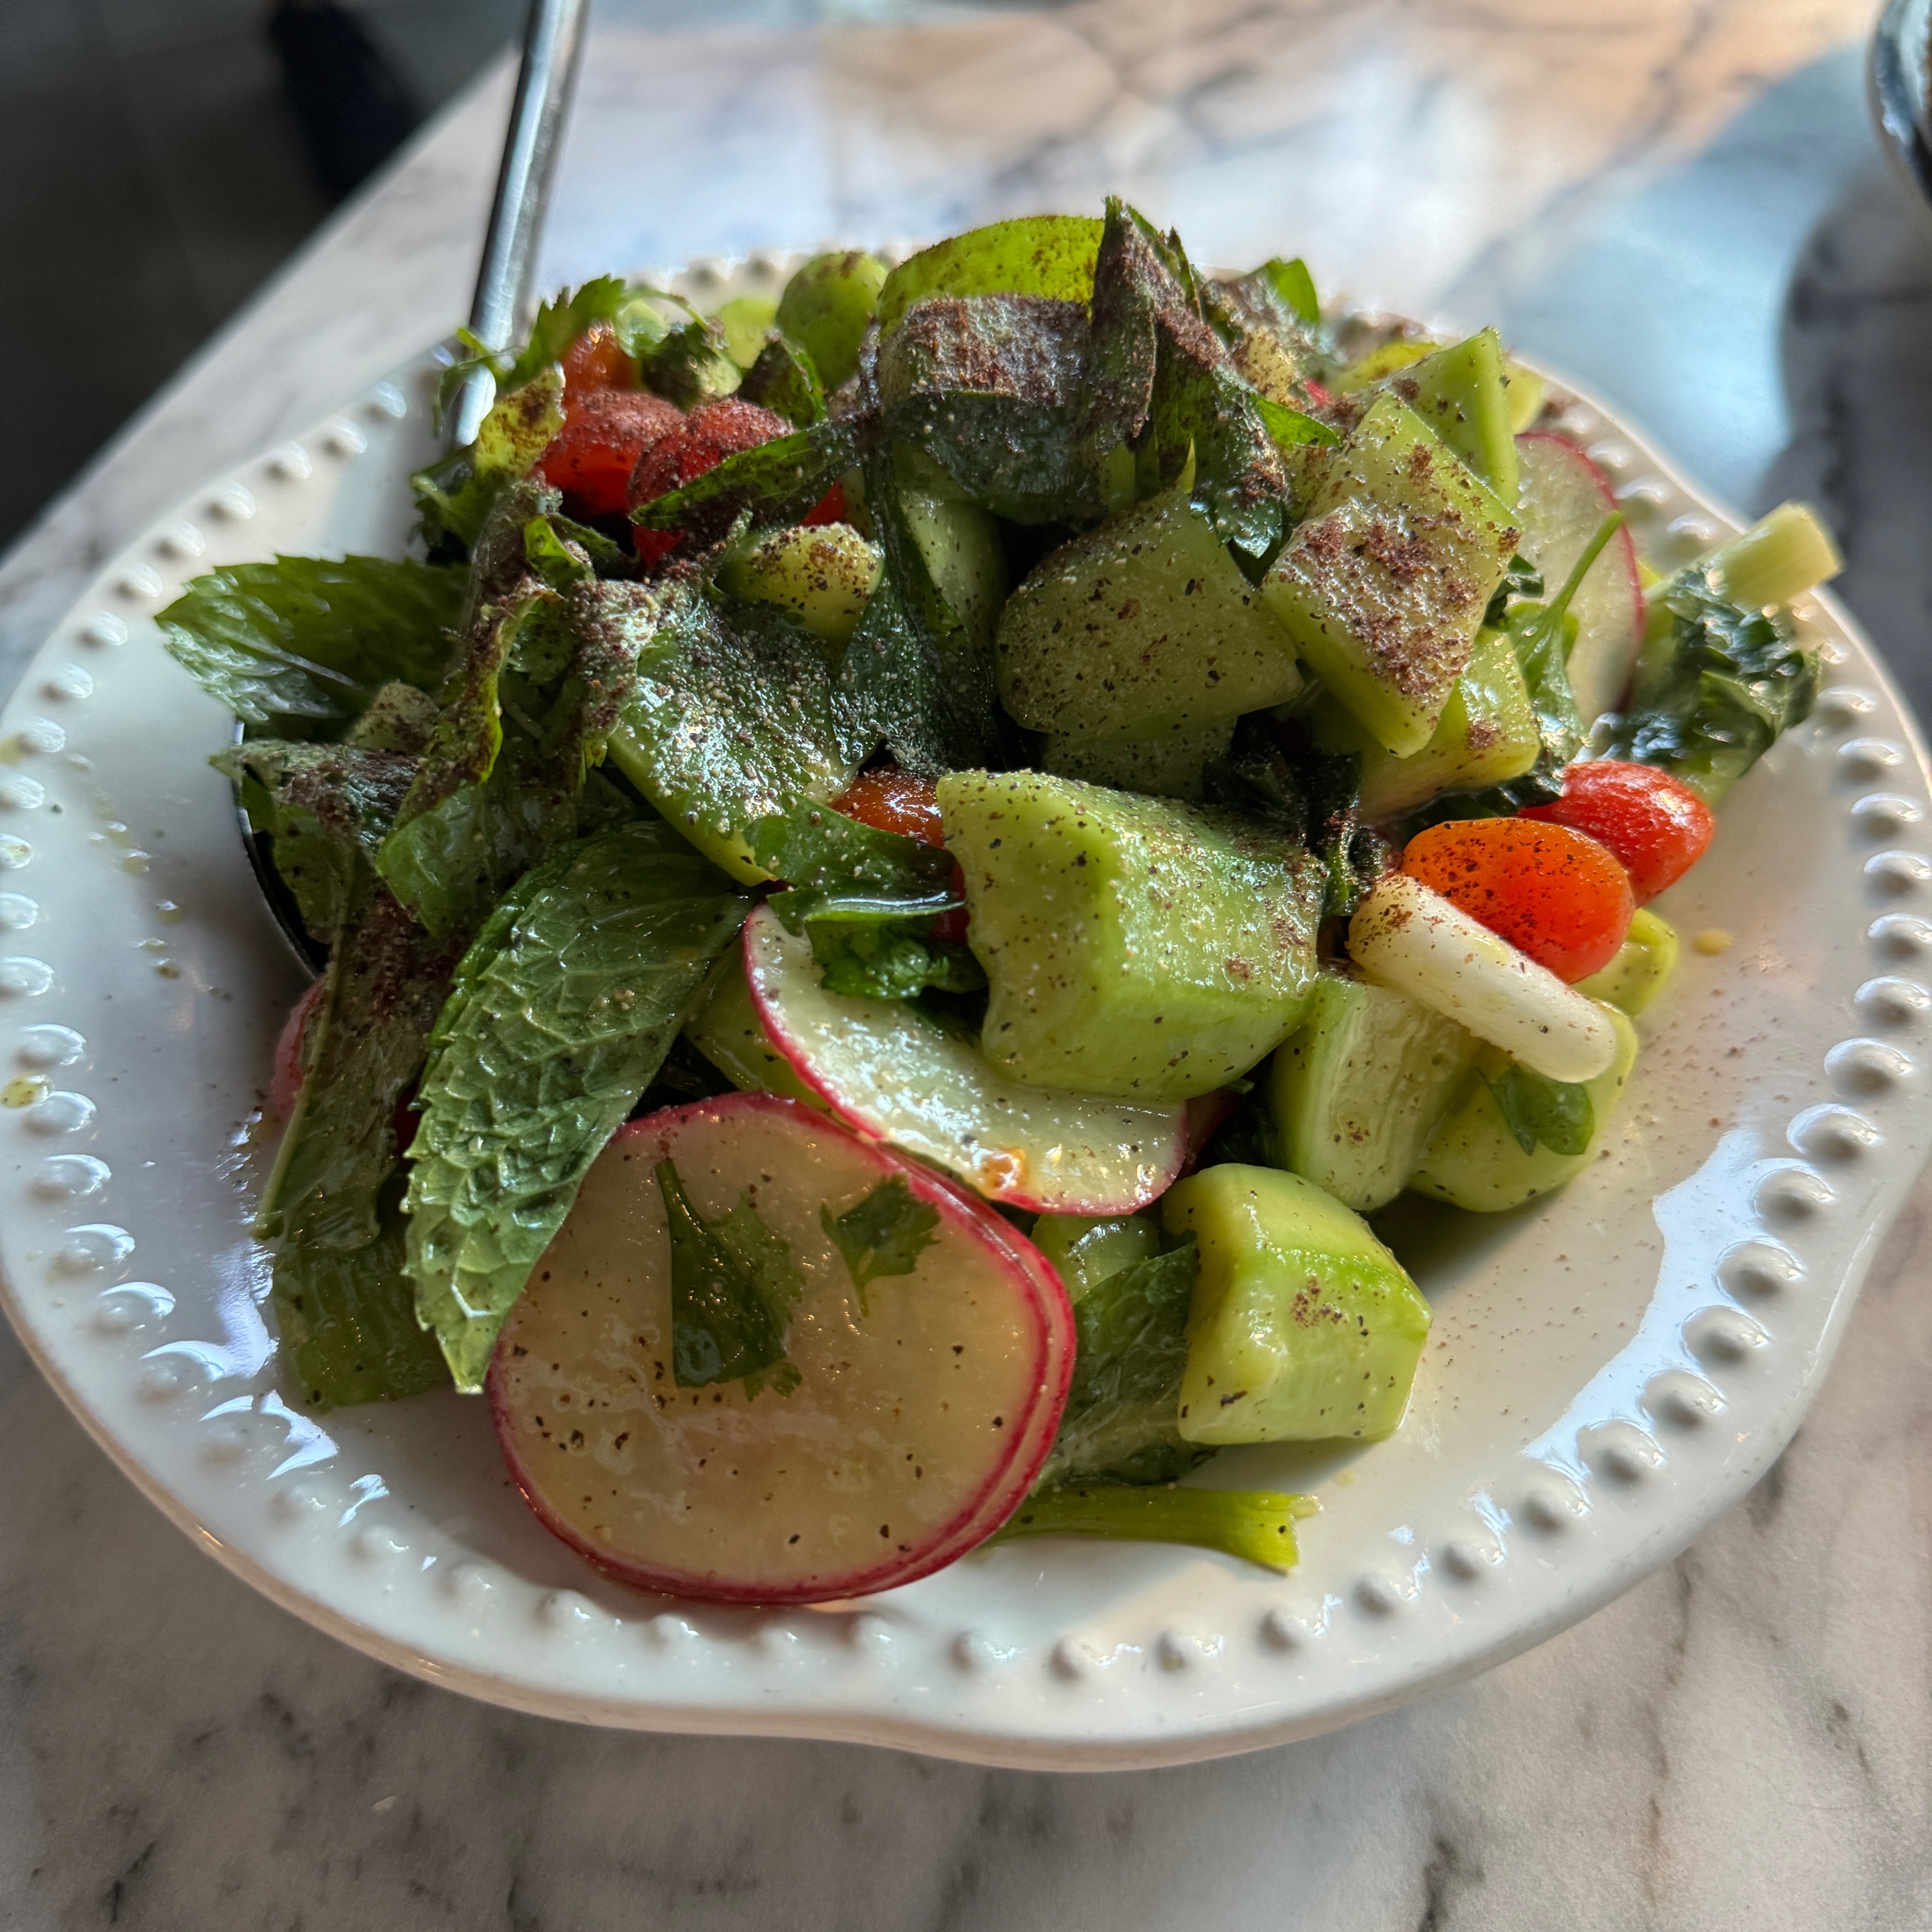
[5,1,1932,1923]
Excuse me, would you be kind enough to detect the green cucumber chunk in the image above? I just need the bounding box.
[1260,391,1519,757]
[1574,908,1678,1017]
[1310,624,1539,820]
[1409,1003,1638,1212]
[682,949,825,1109]
[1269,976,1479,1212]
[1162,1164,1431,1444]
[1042,717,1236,803]
[1398,328,1521,504]
[996,484,1303,744]
[899,489,1007,653]
[875,215,1103,337]
[939,771,1325,1102]
[1030,1211,1161,1302]
[774,251,887,392]
[715,523,881,653]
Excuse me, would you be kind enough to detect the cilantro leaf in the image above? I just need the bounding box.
[159,556,463,738]
[820,1175,939,1314]
[404,819,751,1390]
[808,920,984,1001]
[658,1159,802,1394]
[747,800,957,924]
[1481,1059,1595,1157]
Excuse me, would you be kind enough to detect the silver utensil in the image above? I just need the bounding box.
[1872,0,1932,213]
[246,0,591,973]
[449,0,593,446]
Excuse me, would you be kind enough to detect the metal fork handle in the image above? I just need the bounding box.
[448,0,592,446]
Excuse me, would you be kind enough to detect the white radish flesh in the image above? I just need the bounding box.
[742,903,1186,1215]
[1515,431,1643,726]
[490,1094,1074,1605]
[1348,873,1618,1084]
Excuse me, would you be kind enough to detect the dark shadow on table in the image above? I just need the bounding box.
[1761,159,1932,733]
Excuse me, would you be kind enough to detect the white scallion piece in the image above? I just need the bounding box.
[1347,873,1619,1085]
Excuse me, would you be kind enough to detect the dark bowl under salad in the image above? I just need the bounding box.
[156,202,1840,1606]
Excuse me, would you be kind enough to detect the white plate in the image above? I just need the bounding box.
[3,265,1928,1771]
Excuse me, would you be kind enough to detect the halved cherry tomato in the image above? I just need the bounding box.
[833,768,969,942]
[627,398,794,567]
[1400,817,1634,983]
[560,321,635,399]
[1519,759,1715,906]
[802,478,847,527]
[538,389,684,519]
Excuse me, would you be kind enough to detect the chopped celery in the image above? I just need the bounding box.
[995,1482,1316,1571]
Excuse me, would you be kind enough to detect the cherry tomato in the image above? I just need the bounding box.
[538,389,684,519]
[270,978,327,1119]
[1518,759,1715,906]
[1400,817,1634,983]
[560,321,634,399]
[832,768,969,942]
[801,478,847,527]
[628,397,793,567]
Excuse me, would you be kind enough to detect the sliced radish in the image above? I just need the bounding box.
[271,977,327,1120]
[490,1094,1074,1604]
[1515,431,1644,726]
[741,903,1186,1214]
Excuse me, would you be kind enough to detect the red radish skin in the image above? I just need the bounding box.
[741,904,1187,1215]
[271,978,327,1119]
[1520,759,1715,904]
[488,1095,1074,1604]
[1515,432,1644,724]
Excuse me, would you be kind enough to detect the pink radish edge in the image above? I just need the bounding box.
[486,1092,1076,1604]
[740,911,1187,1217]
[1516,429,1644,715]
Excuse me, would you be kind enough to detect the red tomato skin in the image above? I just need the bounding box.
[832,769,970,943]
[1519,759,1715,905]
[1400,817,1635,983]
[801,479,846,526]
[271,978,328,1119]
[628,398,793,567]
[538,390,684,519]
[560,322,635,399]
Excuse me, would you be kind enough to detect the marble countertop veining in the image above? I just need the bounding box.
[4,2,1932,1925]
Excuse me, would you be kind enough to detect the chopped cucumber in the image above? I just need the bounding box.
[1310,623,1539,820]
[1269,975,1478,1211]
[1397,329,1520,502]
[1162,1164,1431,1444]
[1704,501,1841,615]
[715,523,881,653]
[899,489,1006,652]
[1030,1211,1161,1301]
[775,251,887,391]
[1042,717,1236,803]
[996,1481,1314,1572]
[1574,907,1678,1017]
[1260,392,1519,757]
[1409,1003,1638,1212]
[683,949,823,1108]
[996,484,1303,744]
[939,770,1325,1102]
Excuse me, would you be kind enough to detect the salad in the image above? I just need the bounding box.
[158,204,1840,1606]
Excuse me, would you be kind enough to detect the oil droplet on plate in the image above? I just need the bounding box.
[1693,929,1733,956]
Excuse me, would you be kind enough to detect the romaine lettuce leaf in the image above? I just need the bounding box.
[159,556,463,738]
[404,819,751,1389]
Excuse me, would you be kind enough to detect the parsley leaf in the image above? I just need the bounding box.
[658,1159,803,1395]
[820,1176,940,1314]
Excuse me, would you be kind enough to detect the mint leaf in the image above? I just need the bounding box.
[736,332,826,426]
[403,820,750,1390]
[1482,1061,1595,1157]
[160,556,462,737]
[1257,255,1320,327]
[658,1159,802,1394]
[748,801,956,909]
[1038,1239,1204,1487]
[820,1176,939,1314]
[630,419,858,551]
